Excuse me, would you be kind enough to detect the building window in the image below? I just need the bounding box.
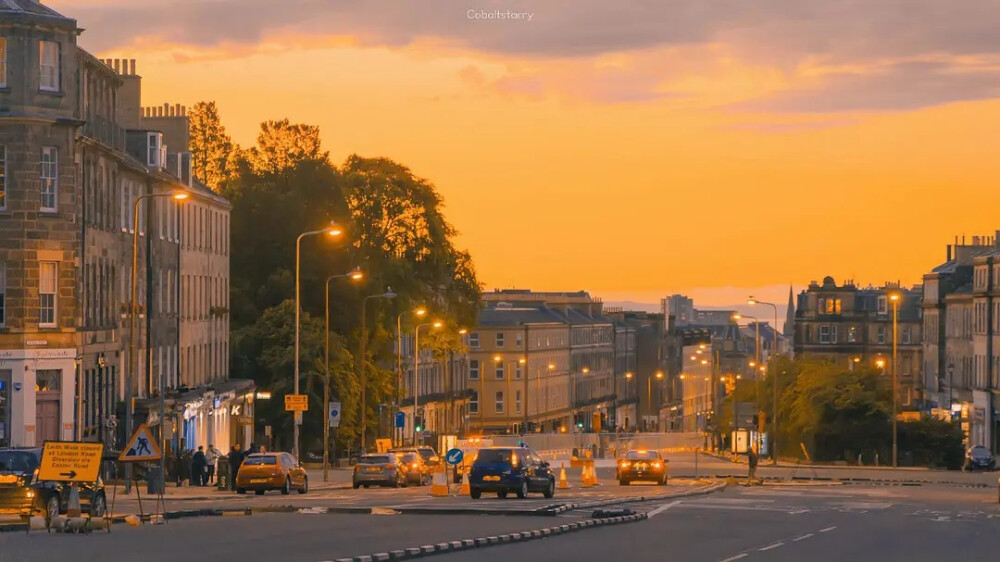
[0,38,7,88]
[495,391,504,414]
[847,325,858,343]
[36,370,61,392]
[819,325,830,344]
[877,296,888,315]
[469,391,478,414]
[468,333,479,348]
[516,332,523,347]
[0,261,5,327]
[902,327,911,344]
[39,261,57,326]
[496,333,505,348]
[877,326,887,344]
[515,362,522,380]
[39,41,60,92]
[40,147,57,211]
[495,361,505,380]
[515,390,522,413]
[0,144,6,210]
[469,359,480,380]
[147,133,162,168]
[830,325,838,344]
[819,298,842,314]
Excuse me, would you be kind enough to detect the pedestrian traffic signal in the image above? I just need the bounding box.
[414,415,423,432]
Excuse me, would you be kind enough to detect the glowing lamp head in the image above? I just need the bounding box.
[655,371,664,380]
[171,191,189,200]
[747,297,758,305]
[432,321,443,328]
[415,308,427,317]
[493,355,502,363]
[458,328,468,335]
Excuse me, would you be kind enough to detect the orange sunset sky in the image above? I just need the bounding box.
[52,1,1000,309]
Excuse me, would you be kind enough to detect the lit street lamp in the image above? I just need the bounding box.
[889,291,901,468]
[412,319,442,444]
[126,190,188,494]
[360,289,396,451]
[396,308,426,447]
[748,296,779,464]
[294,223,344,461]
[647,371,664,429]
[323,267,363,481]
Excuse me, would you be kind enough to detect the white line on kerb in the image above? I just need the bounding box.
[759,542,784,551]
[819,526,838,533]
[647,501,682,518]
[793,533,814,542]
[719,554,748,562]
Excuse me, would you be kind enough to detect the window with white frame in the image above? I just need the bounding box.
[468,333,480,348]
[469,391,478,414]
[0,261,6,327]
[0,144,6,211]
[495,361,504,380]
[39,41,60,92]
[515,390,522,413]
[877,326,887,344]
[495,391,504,413]
[40,147,57,211]
[902,326,911,344]
[818,325,830,344]
[877,296,888,315]
[469,359,479,380]
[830,325,838,344]
[496,333,504,348]
[516,332,523,347]
[39,261,57,326]
[147,133,163,168]
[0,37,7,88]
[515,362,522,380]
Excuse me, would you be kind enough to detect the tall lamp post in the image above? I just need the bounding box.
[323,267,363,482]
[396,308,426,447]
[127,190,188,494]
[359,289,396,452]
[647,371,664,430]
[889,291,901,468]
[293,223,343,461]
[748,297,779,464]
[412,319,442,444]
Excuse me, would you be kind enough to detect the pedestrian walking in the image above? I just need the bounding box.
[191,446,207,487]
[748,445,759,485]
[205,444,221,485]
[229,443,243,491]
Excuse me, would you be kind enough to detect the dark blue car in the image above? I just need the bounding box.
[469,447,555,499]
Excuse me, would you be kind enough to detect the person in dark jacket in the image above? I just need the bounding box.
[191,446,207,486]
[229,443,243,491]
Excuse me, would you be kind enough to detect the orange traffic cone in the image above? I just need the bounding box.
[582,463,594,488]
[558,463,570,489]
[430,462,449,497]
[460,469,471,495]
[591,463,601,486]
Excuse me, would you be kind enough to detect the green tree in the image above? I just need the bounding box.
[247,119,327,175]
[188,101,237,192]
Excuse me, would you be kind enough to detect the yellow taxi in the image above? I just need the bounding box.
[235,452,308,495]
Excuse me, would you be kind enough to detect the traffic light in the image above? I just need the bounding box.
[414,415,423,432]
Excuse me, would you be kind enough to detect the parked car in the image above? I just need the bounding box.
[399,452,432,486]
[0,448,107,523]
[235,452,309,495]
[416,446,442,469]
[353,453,406,488]
[617,449,668,485]
[963,446,996,471]
[468,447,555,499]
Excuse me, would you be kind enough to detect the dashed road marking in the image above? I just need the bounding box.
[647,501,681,518]
[719,554,748,562]
[792,533,814,542]
[759,542,784,551]
[819,526,837,533]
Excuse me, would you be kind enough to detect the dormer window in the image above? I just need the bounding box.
[147,132,164,168]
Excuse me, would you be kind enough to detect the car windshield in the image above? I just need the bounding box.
[402,454,420,463]
[475,449,513,464]
[243,455,277,466]
[418,449,439,462]
[361,455,390,464]
[971,447,991,457]
[625,451,659,460]
[0,451,39,475]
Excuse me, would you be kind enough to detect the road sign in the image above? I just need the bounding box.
[328,401,341,428]
[38,441,104,483]
[285,394,308,411]
[394,411,406,428]
[375,439,392,454]
[119,424,161,462]
[422,430,432,438]
[445,448,464,465]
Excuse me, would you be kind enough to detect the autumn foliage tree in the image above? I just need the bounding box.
[187,101,237,192]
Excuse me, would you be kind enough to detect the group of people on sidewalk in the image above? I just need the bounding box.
[174,443,267,488]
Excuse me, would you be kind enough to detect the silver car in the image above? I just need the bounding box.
[352,453,406,488]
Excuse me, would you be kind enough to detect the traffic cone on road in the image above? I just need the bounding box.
[430,462,449,497]
[460,470,470,495]
[558,463,570,489]
[591,463,601,486]
[582,464,594,488]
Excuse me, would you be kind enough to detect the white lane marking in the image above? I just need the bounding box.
[819,526,837,533]
[719,554,748,562]
[792,533,814,542]
[647,500,682,518]
[759,542,784,551]
[677,504,801,513]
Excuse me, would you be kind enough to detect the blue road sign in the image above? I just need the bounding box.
[445,448,464,465]
[394,412,406,428]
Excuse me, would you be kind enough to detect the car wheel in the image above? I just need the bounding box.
[497,490,508,499]
[470,488,482,499]
[254,489,266,496]
[543,479,555,499]
[298,477,309,494]
[90,493,107,517]
[237,488,246,494]
[619,479,630,486]
[281,477,291,495]
[45,495,60,524]
[516,480,528,499]
[363,484,370,489]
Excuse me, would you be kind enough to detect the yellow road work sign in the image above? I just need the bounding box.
[38,441,104,483]
[285,394,309,411]
[119,424,162,462]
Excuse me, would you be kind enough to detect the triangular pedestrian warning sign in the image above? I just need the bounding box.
[119,424,162,462]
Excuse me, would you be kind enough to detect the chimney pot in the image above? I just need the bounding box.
[130,59,136,75]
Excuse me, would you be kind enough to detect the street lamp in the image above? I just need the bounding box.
[322,267,363,481]
[888,291,901,468]
[359,289,396,451]
[126,189,188,494]
[647,371,664,428]
[294,222,344,461]
[396,308,426,447]
[412,319,442,445]
[748,296,779,464]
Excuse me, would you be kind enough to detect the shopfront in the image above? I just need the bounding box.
[0,349,76,447]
